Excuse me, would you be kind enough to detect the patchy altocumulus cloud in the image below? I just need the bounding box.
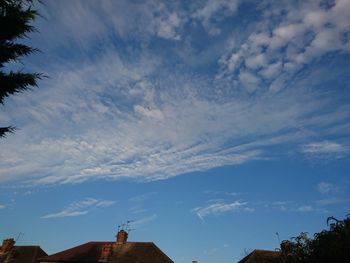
[218,0,350,92]
[192,0,240,35]
[0,0,349,186]
[1,61,348,185]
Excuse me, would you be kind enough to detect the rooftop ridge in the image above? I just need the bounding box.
[40,241,174,263]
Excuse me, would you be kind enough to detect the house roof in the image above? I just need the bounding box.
[39,241,174,263]
[39,242,109,263]
[111,242,174,263]
[237,249,282,263]
[0,246,47,263]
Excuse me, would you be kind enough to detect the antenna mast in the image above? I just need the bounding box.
[15,232,23,242]
[276,232,281,245]
[118,220,135,234]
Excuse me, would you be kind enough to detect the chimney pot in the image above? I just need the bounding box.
[116,230,128,245]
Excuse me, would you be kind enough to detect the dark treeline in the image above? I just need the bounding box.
[0,0,42,137]
[279,214,350,263]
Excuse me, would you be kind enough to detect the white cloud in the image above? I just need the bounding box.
[244,207,255,212]
[129,206,147,214]
[118,1,183,41]
[259,200,329,213]
[316,197,350,205]
[43,210,89,218]
[225,192,241,196]
[301,141,347,157]
[260,62,282,78]
[154,12,182,40]
[37,0,185,48]
[219,0,350,92]
[192,201,249,221]
[0,0,349,186]
[1,67,348,185]
[134,105,164,120]
[42,198,115,219]
[205,247,218,256]
[238,71,260,92]
[0,204,6,209]
[317,182,338,194]
[130,214,157,228]
[129,192,157,202]
[295,205,326,213]
[245,53,267,69]
[37,1,108,48]
[193,0,240,35]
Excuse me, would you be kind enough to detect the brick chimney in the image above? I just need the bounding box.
[99,243,114,262]
[116,230,128,245]
[0,239,16,263]
[1,239,15,253]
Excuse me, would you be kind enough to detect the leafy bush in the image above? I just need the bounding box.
[280,215,350,263]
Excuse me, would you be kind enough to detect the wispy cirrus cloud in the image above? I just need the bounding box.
[317,182,339,195]
[235,199,332,214]
[129,192,157,202]
[0,0,349,186]
[41,198,115,219]
[129,206,147,214]
[295,205,327,213]
[300,141,347,158]
[205,247,218,256]
[192,200,251,222]
[316,197,350,206]
[129,214,158,228]
[38,0,185,46]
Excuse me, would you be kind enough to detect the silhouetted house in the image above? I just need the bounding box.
[0,238,47,263]
[39,230,174,263]
[237,249,282,263]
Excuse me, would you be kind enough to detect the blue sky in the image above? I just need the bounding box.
[0,0,350,262]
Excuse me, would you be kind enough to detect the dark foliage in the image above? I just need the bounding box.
[0,0,41,137]
[280,215,350,263]
[0,126,15,137]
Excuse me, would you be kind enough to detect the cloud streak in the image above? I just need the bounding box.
[192,201,249,221]
[42,198,115,219]
[301,141,347,158]
[317,182,339,195]
[130,214,158,228]
[295,205,327,213]
[316,198,350,206]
